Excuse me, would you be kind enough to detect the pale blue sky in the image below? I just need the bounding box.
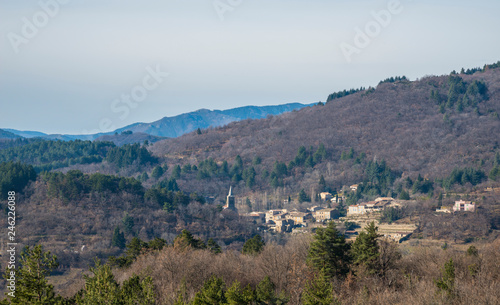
[1,0,499,134]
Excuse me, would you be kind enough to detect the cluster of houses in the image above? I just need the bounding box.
[319,192,343,203]
[239,190,409,233]
[436,200,476,213]
[347,197,402,216]
[241,206,339,233]
[230,188,343,233]
[229,186,408,234]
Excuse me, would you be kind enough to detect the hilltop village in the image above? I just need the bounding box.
[227,186,477,242]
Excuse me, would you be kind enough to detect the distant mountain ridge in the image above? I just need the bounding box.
[0,129,21,139]
[114,103,312,138]
[2,102,312,142]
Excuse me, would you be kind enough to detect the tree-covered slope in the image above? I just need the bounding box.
[0,129,22,139]
[152,68,500,182]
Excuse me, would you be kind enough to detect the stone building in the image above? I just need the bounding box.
[224,186,237,212]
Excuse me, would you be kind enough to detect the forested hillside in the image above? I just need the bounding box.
[0,129,21,140]
[151,65,500,200]
[94,131,166,146]
[0,139,158,172]
[0,63,500,305]
[0,168,255,271]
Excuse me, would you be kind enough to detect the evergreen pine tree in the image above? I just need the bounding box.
[192,276,227,305]
[307,222,351,278]
[435,258,455,296]
[466,245,478,257]
[78,260,121,304]
[4,245,62,305]
[125,237,148,258]
[446,87,456,108]
[173,230,206,250]
[242,234,265,255]
[148,237,167,251]
[172,165,182,179]
[207,238,222,254]
[298,189,310,203]
[313,143,327,163]
[305,156,315,168]
[302,270,338,305]
[122,213,135,236]
[351,221,380,275]
[270,176,280,189]
[139,172,149,182]
[255,276,288,304]
[120,275,156,305]
[225,281,255,305]
[347,148,355,159]
[455,98,464,112]
[398,189,410,200]
[318,175,327,192]
[78,261,155,304]
[111,227,126,249]
[151,165,164,179]
[462,94,469,107]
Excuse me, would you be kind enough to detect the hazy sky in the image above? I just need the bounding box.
[1,0,499,134]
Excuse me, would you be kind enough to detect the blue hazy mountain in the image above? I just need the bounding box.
[0,129,22,139]
[4,102,312,142]
[113,103,312,138]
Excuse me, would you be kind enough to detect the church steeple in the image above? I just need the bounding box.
[225,186,236,212]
